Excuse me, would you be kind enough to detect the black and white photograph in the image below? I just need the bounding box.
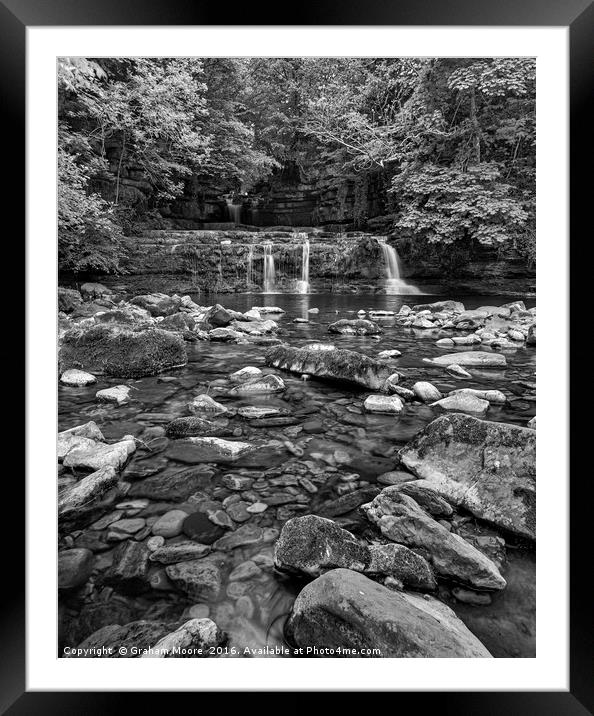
[56,55,538,660]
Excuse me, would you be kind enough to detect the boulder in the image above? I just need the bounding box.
[412,381,441,403]
[58,287,83,313]
[140,618,224,658]
[158,312,196,332]
[73,621,172,658]
[62,435,136,472]
[58,421,105,458]
[363,394,404,414]
[59,324,187,378]
[227,374,285,395]
[361,489,506,590]
[130,293,181,317]
[413,301,465,313]
[188,394,228,415]
[265,345,394,391]
[275,515,434,591]
[94,305,153,326]
[378,349,402,359]
[208,327,244,342]
[60,369,97,387]
[286,569,491,657]
[58,466,119,518]
[81,282,113,300]
[430,394,489,417]
[96,385,131,405]
[328,319,381,336]
[274,515,370,578]
[526,324,536,345]
[204,304,234,327]
[366,544,437,591]
[399,414,536,539]
[425,351,506,367]
[448,388,506,404]
[229,366,262,383]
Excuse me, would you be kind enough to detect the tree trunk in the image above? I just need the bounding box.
[114,134,126,206]
[469,88,481,164]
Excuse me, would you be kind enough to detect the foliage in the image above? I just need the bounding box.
[58,56,536,274]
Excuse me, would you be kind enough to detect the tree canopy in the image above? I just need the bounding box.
[58,57,535,273]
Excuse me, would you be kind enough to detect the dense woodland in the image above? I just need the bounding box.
[58,57,536,274]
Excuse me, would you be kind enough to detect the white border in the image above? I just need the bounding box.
[27,26,568,691]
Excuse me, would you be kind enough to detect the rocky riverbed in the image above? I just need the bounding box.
[58,283,536,658]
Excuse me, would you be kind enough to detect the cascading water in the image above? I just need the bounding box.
[376,237,421,295]
[295,233,310,294]
[246,245,254,287]
[225,197,242,225]
[262,243,276,293]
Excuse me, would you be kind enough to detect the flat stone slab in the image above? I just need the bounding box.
[424,351,507,367]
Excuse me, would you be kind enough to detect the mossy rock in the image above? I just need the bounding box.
[59,323,187,378]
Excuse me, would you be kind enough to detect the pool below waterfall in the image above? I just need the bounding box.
[59,291,536,658]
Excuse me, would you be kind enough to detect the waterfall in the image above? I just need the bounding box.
[225,197,242,225]
[263,242,276,293]
[246,245,254,286]
[296,233,310,294]
[376,237,421,295]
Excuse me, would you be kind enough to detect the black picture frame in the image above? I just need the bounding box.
[10,0,592,710]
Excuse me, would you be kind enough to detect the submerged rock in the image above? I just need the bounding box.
[227,374,285,395]
[60,324,187,378]
[445,364,471,378]
[425,351,506,367]
[165,559,223,601]
[265,345,393,391]
[430,393,489,417]
[149,542,211,564]
[58,548,94,590]
[103,540,151,594]
[165,416,231,439]
[399,414,536,540]
[361,488,506,591]
[328,319,381,336]
[286,569,491,657]
[448,388,506,404]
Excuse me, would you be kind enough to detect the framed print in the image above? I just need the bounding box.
[8,0,592,709]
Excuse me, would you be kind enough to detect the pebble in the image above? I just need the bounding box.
[151,510,188,538]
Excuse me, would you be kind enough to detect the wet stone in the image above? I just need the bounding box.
[183,511,226,544]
